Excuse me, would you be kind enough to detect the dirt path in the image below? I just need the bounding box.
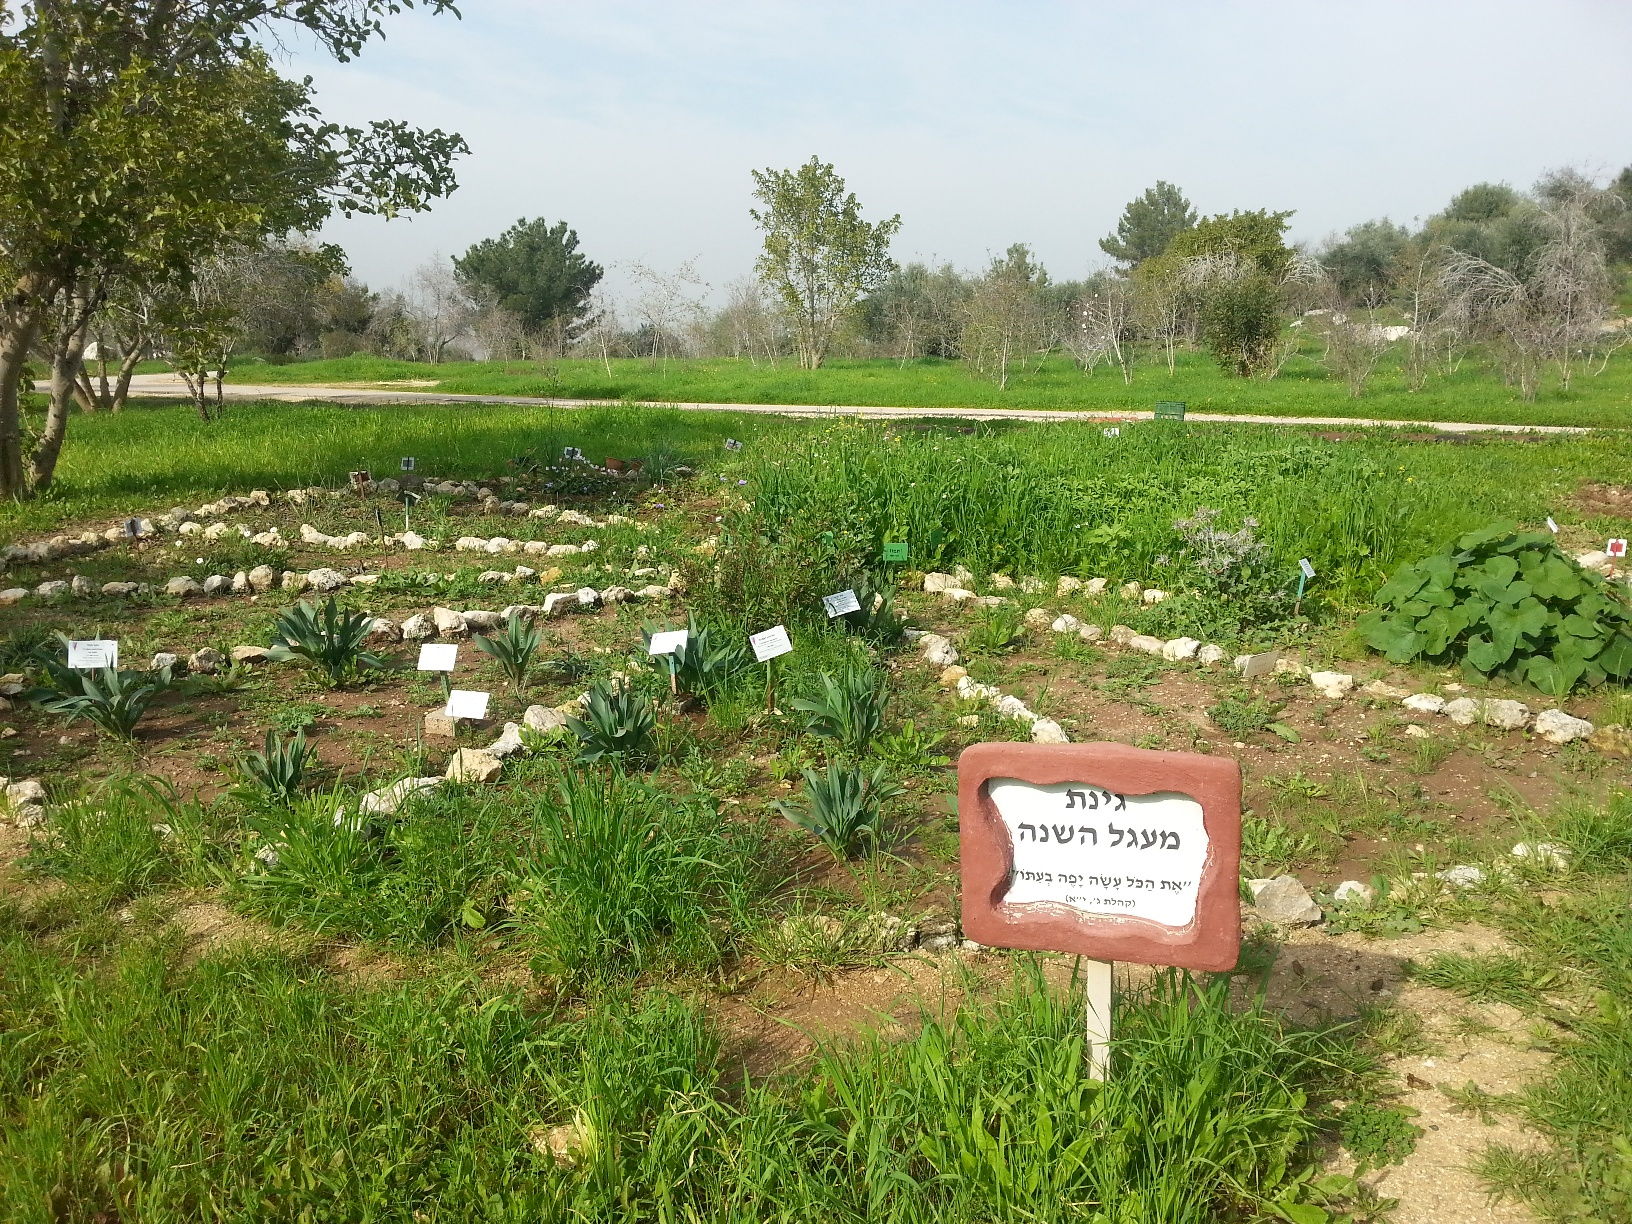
[104,373,1594,434]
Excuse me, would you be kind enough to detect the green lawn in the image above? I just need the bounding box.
[229,348,1632,429]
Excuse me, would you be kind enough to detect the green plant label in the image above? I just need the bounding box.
[882,541,909,562]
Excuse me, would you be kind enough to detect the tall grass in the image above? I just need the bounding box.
[736,418,1627,604]
[0,931,1370,1224]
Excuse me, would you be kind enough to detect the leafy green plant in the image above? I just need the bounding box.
[777,763,902,857]
[266,598,385,686]
[962,605,1025,655]
[645,617,748,702]
[872,719,950,771]
[1336,1101,1422,1172]
[1360,525,1632,695]
[790,663,888,753]
[237,729,312,806]
[568,679,656,764]
[837,575,907,645]
[27,662,171,741]
[473,613,541,689]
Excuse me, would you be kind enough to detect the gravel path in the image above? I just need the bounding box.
[111,372,1594,434]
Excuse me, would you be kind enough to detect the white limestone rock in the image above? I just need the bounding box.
[400,613,435,641]
[1402,693,1445,714]
[1030,719,1070,744]
[1050,613,1084,634]
[305,568,350,593]
[164,576,203,598]
[1532,708,1594,745]
[1161,637,1202,662]
[445,748,503,785]
[431,607,469,637]
[1309,671,1356,700]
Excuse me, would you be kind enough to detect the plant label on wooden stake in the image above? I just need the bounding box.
[749,625,792,662]
[822,589,861,618]
[445,689,490,721]
[959,742,1242,1080]
[1608,538,1628,559]
[647,629,688,656]
[417,644,458,672]
[67,639,119,670]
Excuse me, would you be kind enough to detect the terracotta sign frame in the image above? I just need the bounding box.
[959,741,1241,971]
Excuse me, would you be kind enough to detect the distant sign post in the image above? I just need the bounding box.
[1153,401,1187,422]
[959,742,1242,1078]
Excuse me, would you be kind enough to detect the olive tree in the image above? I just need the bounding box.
[0,1,467,498]
[750,157,900,370]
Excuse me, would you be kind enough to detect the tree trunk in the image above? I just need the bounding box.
[29,302,94,493]
[0,311,44,499]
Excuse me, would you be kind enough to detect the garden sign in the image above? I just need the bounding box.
[958,742,1241,1078]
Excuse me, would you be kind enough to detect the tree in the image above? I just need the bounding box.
[453,218,602,341]
[406,257,471,362]
[1099,181,1196,267]
[960,244,1048,390]
[750,157,901,370]
[1161,210,1304,378]
[1319,219,1411,304]
[0,1,467,498]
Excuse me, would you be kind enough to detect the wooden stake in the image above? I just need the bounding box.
[1084,958,1113,1080]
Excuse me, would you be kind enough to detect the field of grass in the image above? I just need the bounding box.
[3,396,1632,1220]
[230,346,1632,429]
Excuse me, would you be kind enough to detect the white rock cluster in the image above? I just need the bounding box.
[909,633,1068,744]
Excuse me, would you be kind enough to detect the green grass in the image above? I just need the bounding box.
[0,925,1380,1223]
[231,347,1632,429]
[1417,790,1632,1219]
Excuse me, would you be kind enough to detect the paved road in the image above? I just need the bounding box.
[109,372,1594,434]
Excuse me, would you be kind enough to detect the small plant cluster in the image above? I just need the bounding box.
[26,641,172,741]
[1360,525,1632,695]
[266,598,385,686]
[1171,506,1296,632]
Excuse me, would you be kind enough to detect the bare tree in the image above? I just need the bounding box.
[1310,296,1392,397]
[625,259,709,368]
[407,256,470,362]
[574,287,623,375]
[960,247,1047,390]
[1441,184,1616,400]
[1131,270,1191,374]
[1066,280,1138,383]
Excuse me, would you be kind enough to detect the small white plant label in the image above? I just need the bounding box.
[822,589,861,618]
[647,629,689,656]
[123,517,141,537]
[724,438,743,451]
[1608,538,1628,559]
[67,639,118,670]
[1546,517,1559,534]
[401,457,416,472]
[1101,427,1120,438]
[445,689,490,720]
[563,446,583,461]
[1298,558,1316,580]
[749,625,793,662]
[987,779,1209,928]
[417,643,458,671]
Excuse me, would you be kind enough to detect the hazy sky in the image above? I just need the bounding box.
[287,0,1632,301]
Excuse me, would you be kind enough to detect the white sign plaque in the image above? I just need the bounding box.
[401,456,416,471]
[986,778,1209,928]
[445,689,490,720]
[1101,427,1120,438]
[647,629,689,656]
[1545,516,1559,534]
[67,639,119,670]
[1297,558,1316,580]
[417,643,458,672]
[822,589,861,618]
[1608,538,1629,559]
[749,625,793,662]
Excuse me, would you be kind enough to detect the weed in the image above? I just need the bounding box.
[1207,687,1285,735]
[1336,1101,1422,1171]
[872,719,951,772]
[1411,951,1563,1007]
[962,605,1025,655]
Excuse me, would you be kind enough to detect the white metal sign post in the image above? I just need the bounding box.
[959,742,1241,1080]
